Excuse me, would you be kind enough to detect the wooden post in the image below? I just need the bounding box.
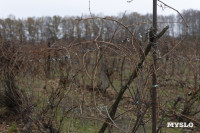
[46,42,51,78]
[100,47,107,93]
[151,0,158,132]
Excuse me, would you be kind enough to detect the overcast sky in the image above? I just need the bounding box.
[0,0,200,18]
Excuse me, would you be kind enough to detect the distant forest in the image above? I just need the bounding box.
[0,9,200,44]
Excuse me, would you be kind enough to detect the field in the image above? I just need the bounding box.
[0,11,200,133]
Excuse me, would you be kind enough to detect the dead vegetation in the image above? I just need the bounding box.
[0,12,199,133]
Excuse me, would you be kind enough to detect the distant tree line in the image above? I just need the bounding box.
[0,9,200,43]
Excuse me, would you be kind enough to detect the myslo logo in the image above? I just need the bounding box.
[167,122,194,128]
